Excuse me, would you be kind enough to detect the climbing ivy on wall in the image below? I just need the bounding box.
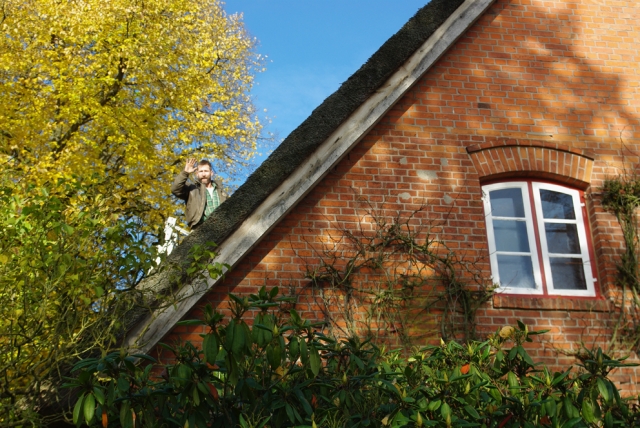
[601,174,640,348]
[299,200,494,345]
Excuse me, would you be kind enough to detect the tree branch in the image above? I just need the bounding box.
[99,57,127,107]
[52,58,128,157]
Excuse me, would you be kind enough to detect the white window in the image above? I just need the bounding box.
[482,181,596,297]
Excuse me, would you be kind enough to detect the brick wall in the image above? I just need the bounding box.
[155,0,640,393]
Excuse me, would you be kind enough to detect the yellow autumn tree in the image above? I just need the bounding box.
[0,0,262,229]
[0,0,261,424]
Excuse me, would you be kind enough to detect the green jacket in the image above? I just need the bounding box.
[171,171,226,228]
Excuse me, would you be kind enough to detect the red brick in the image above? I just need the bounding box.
[152,0,640,388]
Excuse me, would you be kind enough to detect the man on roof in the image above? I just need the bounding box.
[171,158,226,229]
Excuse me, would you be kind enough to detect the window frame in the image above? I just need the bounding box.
[482,180,597,297]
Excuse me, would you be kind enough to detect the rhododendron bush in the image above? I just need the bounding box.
[68,287,640,428]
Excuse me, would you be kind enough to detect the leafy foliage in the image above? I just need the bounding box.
[68,287,640,428]
[601,178,640,296]
[0,0,263,231]
[0,1,262,424]
[0,173,159,425]
[0,172,229,425]
[601,176,640,348]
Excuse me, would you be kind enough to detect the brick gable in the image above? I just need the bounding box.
[155,0,640,393]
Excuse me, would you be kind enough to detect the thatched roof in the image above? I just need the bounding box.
[172,0,466,259]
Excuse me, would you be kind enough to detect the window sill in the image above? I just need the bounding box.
[493,294,610,312]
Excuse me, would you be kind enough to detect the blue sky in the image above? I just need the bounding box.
[222,0,430,175]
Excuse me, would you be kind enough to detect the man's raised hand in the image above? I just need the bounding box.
[184,158,197,174]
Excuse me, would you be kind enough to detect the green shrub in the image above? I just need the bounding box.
[65,287,640,427]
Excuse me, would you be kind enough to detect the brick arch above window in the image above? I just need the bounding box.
[466,140,595,189]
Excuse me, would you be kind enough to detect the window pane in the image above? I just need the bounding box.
[493,220,530,252]
[540,189,576,219]
[490,188,525,217]
[545,224,580,254]
[549,258,587,290]
[497,255,536,289]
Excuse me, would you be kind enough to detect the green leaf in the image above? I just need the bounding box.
[197,381,209,395]
[290,310,303,326]
[232,321,247,356]
[256,416,272,428]
[285,403,295,424]
[83,393,95,424]
[309,345,321,376]
[225,320,236,349]
[441,402,451,420]
[392,412,411,425]
[120,401,132,428]
[449,373,472,383]
[227,355,239,386]
[507,371,519,390]
[352,354,365,370]
[73,393,85,425]
[192,387,200,406]
[289,336,300,359]
[203,333,219,364]
[551,370,571,386]
[489,386,502,404]
[604,411,614,428]
[239,414,249,428]
[267,343,282,369]
[92,387,105,405]
[582,398,597,424]
[597,378,611,403]
[464,405,481,419]
[378,379,402,397]
[517,347,535,366]
[293,388,313,416]
[545,399,557,418]
[563,397,579,419]
[130,353,158,363]
[562,417,584,428]
[291,404,304,423]
[176,319,206,326]
[527,329,550,335]
[427,400,441,411]
[177,363,191,381]
[117,376,130,393]
[508,346,519,361]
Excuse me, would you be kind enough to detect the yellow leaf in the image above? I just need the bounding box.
[499,326,515,339]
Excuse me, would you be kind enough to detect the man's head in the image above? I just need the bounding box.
[196,160,213,186]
